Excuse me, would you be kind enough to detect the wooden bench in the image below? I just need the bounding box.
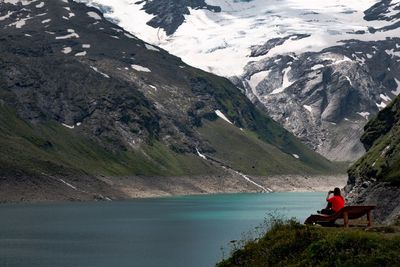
[304,205,376,227]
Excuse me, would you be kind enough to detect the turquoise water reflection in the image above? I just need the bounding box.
[0,192,325,267]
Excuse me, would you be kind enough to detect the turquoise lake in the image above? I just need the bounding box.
[0,192,325,267]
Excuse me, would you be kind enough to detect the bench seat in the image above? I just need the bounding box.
[304,205,376,227]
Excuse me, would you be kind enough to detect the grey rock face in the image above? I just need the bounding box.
[249,34,310,58]
[235,39,400,161]
[364,0,400,32]
[346,181,400,224]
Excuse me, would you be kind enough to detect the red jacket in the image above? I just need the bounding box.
[327,195,345,212]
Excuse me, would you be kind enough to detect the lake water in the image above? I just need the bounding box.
[0,192,325,267]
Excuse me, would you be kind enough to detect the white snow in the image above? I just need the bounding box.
[3,0,35,6]
[357,111,370,120]
[0,11,14,21]
[75,51,87,57]
[386,49,400,58]
[62,123,74,129]
[247,70,270,96]
[393,78,400,95]
[196,148,207,160]
[376,101,387,109]
[292,154,300,159]
[87,11,102,20]
[311,64,324,71]
[345,76,353,86]
[145,44,160,52]
[270,66,293,95]
[131,64,151,72]
[61,47,72,54]
[303,105,312,113]
[75,0,390,77]
[90,66,110,78]
[380,93,391,102]
[82,44,91,48]
[59,179,78,190]
[124,32,136,39]
[149,85,157,91]
[56,29,79,40]
[215,110,233,124]
[36,2,45,8]
[41,18,51,24]
[232,170,272,193]
[10,17,30,28]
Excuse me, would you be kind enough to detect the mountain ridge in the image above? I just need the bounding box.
[0,0,340,202]
[74,0,400,162]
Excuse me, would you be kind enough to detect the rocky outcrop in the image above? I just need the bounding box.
[364,0,400,32]
[346,94,400,223]
[236,38,400,161]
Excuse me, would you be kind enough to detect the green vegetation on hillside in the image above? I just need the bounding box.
[199,120,337,175]
[217,220,400,267]
[0,101,340,179]
[348,95,400,184]
[0,105,217,177]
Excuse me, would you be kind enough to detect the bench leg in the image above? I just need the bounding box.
[343,211,349,228]
[367,210,372,227]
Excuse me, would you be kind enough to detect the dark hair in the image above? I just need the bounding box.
[333,187,341,196]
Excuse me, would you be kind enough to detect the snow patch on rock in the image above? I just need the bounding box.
[215,110,233,124]
[131,64,151,72]
[87,11,101,20]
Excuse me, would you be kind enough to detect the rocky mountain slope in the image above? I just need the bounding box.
[75,0,400,162]
[365,0,400,32]
[0,0,339,202]
[346,94,400,223]
[236,37,400,161]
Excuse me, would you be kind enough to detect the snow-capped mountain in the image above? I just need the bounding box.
[75,0,396,76]
[0,0,339,201]
[75,0,400,161]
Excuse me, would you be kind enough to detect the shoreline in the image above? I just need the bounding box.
[103,174,348,199]
[0,189,336,206]
[0,174,347,204]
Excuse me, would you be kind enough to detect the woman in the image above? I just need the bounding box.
[319,187,345,215]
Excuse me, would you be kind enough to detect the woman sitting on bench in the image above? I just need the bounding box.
[319,187,345,215]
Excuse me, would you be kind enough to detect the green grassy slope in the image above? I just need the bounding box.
[199,119,336,175]
[217,221,400,267]
[0,105,217,178]
[0,102,339,179]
